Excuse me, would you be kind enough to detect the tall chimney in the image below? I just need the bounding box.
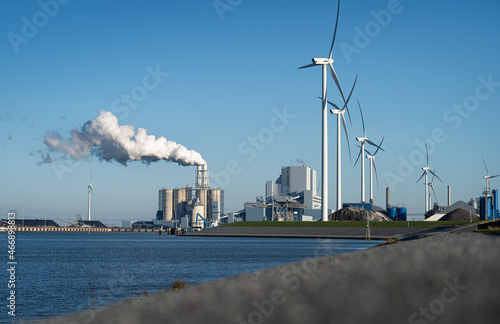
[195,164,209,189]
[447,185,451,206]
[386,187,390,210]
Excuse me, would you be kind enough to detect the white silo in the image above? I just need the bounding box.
[164,189,174,221]
[174,188,187,220]
[192,203,205,229]
[208,189,221,221]
[196,189,208,220]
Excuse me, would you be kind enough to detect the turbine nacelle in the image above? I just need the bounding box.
[312,57,333,65]
[356,137,367,142]
[329,109,344,115]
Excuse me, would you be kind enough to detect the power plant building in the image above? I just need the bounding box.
[156,164,224,228]
[266,165,321,210]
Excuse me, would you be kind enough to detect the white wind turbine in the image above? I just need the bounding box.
[299,0,349,220]
[482,158,499,197]
[325,75,357,211]
[87,173,94,221]
[427,169,439,212]
[362,136,384,204]
[354,101,384,203]
[416,144,441,214]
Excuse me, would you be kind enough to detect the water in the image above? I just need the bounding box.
[1,231,382,322]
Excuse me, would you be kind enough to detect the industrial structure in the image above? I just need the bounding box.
[155,164,224,229]
[243,165,325,221]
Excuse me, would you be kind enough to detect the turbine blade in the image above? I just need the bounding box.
[328,0,341,60]
[366,139,385,152]
[416,171,426,183]
[325,99,341,110]
[358,100,365,137]
[431,185,438,202]
[298,63,317,69]
[373,158,379,189]
[329,63,348,108]
[430,168,436,183]
[425,142,429,167]
[342,74,358,125]
[429,170,442,182]
[489,175,500,179]
[482,157,490,175]
[341,113,351,163]
[372,136,385,156]
[353,148,363,167]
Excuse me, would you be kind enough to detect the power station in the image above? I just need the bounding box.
[155,164,224,229]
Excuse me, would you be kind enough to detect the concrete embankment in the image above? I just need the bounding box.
[44,231,500,324]
[182,225,455,240]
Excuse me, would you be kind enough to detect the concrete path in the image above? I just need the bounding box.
[44,232,500,324]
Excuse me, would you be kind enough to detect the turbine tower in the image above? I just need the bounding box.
[482,158,499,197]
[325,75,357,211]
[354,101,384,203]
[363,136,384,204]
[299,0,349,220]
[427,169,438,212]
[87,174,93,221]
[416,144,441,215]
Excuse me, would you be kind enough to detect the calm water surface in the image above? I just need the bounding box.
[0,231,382,322]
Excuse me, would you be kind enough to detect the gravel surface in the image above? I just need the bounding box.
[43,232,500,324]
[440,208,480,221]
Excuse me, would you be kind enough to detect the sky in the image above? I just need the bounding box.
[1,0,500,225]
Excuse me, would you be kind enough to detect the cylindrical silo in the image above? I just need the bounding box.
[196,189,207,221]
[208,189,220,221]
[192,204,204,228]
[175,188,187,220]
[163,189,174,221]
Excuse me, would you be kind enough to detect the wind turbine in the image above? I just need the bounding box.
[362,136,384,204]
[427,169,438,212]
[416,144,441,215]
[87,173,94,221]
[482,158,499,197]
[354,101,384,203]
[299,0,349,221]
[326,75,357,211]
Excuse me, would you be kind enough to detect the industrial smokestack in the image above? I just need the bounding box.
[448,185,451,207]
[39,110,206,166]
[195,164,209,189]
[386,187,390,210]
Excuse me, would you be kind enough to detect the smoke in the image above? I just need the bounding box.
[39,110,206,166]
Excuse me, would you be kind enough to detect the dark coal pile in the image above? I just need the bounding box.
[440,208,479,221]
[329,206,391,221]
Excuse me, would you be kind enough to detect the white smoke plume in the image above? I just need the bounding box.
[39,110,206,166]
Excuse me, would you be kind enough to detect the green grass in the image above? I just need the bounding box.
[222,221,481,228]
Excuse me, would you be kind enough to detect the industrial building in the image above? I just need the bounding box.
[243,165,324,221]
[155,164,224,228]
[266,165,321,209]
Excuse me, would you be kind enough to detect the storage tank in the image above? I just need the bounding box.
[208,189,220,221]
[387,207,397,221]
[397,207,407,221]
[192,204,205,229]
[175,188,187,220]
[196,189,208,220]
[163,189,174,221]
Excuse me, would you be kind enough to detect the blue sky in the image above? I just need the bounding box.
[1,0,500,225]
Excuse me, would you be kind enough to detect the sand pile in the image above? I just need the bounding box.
[440,208,479,221]
[329,206,391,221]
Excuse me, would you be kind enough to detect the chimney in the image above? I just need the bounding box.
[195,164,209,189]
[447,185,451,207]
[386,187,390,210]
